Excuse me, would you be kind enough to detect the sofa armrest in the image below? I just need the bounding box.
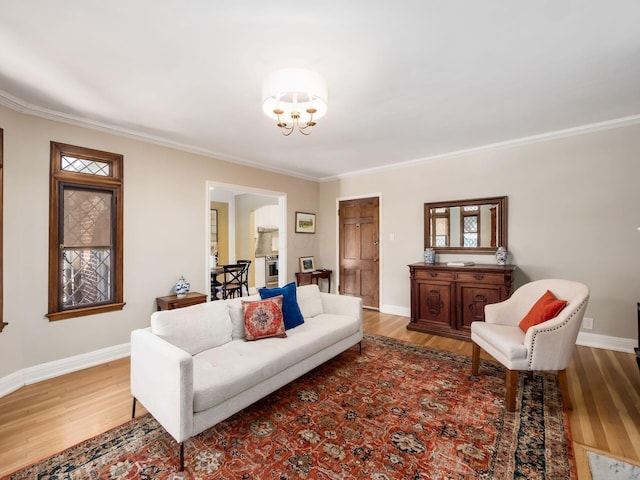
[320,292,363,321]
[130,328,194,443]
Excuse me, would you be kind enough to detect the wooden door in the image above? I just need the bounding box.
[339,197,379,308]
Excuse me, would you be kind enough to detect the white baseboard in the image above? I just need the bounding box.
[0,343,130,398]
[379,304,411,317]
[0,370,25,398]
[576,332,636,354]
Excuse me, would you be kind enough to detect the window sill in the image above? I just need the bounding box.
[46,302,126,321]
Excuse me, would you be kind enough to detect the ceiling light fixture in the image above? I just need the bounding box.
[262,68,328,136]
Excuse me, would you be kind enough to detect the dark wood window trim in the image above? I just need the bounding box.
[431,208,450,247]
[47,142,125,321]
[0,128,5,332]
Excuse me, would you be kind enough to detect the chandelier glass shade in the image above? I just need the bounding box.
[262,68,328,136]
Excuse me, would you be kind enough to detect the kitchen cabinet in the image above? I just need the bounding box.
[408,263,516,340]
[255,205,279,228]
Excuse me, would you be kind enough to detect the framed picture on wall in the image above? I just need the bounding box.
[295,211,316,234]
[299,256,315,273]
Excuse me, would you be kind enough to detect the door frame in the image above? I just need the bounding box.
[335,193,382,308]
[205,180,287,298]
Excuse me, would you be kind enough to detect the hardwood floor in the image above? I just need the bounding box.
[0,310,638,478]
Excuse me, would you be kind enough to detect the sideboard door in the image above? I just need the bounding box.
[457,284,503,334]
[416,281,453,331]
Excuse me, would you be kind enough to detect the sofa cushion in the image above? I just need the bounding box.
[296,284,324,319]
[192,313,361,413]
[150,301,232,355]
[259,282,304,330]
[242,296,287,341]
[518,290,567,332]
[472,323,528,361]
[228,298,243,339]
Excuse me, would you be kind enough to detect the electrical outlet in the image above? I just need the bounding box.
[582,317,594,330]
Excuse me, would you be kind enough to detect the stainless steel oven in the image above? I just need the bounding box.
[265,254,279,287]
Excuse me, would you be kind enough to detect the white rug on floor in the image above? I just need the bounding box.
[588,451,640,480]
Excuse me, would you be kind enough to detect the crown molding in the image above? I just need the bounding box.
[2,89,639,184]
[320,114,640,182]
[0,89,319,182]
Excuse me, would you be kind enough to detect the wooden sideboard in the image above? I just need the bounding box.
[408,263,516,340]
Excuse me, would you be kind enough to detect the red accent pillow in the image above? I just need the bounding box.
[242,296,287,341]
[519,290,568,332]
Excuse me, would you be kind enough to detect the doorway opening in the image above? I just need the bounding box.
[206,181,287,300]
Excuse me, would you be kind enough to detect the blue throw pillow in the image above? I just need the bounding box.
[259,282,305,330]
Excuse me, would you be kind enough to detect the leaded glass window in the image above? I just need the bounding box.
[48,142,124,321]
[462,214,479,247]
[61,156,110,176]
[61,188,114,308]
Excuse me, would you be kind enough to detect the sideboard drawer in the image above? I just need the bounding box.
[456,272,506,284]
[414,269,455,281]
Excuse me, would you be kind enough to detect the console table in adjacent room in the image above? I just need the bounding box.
[296,270,333,293]
[408,263,516,340]
[156,292,207,311]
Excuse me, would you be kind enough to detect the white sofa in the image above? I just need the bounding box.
[130,284,363,471]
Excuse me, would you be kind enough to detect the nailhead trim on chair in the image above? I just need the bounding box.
[528,296,589,370]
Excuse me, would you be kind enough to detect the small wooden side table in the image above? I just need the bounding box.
[156,292,207,311]
[295,270,333,293]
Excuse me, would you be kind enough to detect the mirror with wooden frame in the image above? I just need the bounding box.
[424,196,507,254]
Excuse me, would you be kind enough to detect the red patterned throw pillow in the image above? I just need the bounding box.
[242,296,287,341]
[518,289,568,332]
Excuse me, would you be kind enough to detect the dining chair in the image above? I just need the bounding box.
[237,259,252,296]
[218,264,245,299]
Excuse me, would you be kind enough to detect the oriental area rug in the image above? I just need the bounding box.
[5,334,575,480]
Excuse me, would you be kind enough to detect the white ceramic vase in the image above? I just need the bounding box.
[495,246,508,265]
[174,276,190,298]
[424,248,436,264]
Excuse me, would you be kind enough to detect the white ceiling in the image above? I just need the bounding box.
[1,1,639,180]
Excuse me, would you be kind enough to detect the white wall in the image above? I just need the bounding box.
[319,123,640,341]
[0,104,319,381]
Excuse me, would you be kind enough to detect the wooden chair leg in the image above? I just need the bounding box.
[506,369,518,412]
[471,342,481,376]
[557,369,573,410]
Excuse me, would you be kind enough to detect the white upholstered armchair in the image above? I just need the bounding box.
[471,279,590,412]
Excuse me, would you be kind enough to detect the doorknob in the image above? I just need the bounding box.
[373,258,378,262]
[373,241,379,246]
